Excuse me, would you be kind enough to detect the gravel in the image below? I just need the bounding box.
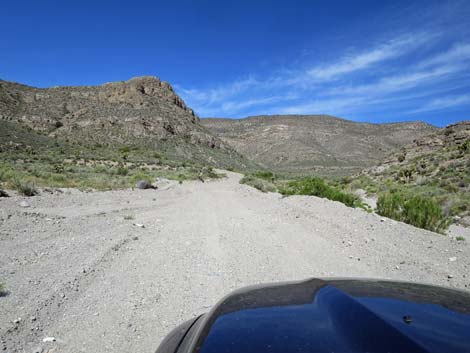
[0,172,469,353]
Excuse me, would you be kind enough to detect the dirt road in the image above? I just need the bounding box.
[1,172,469,353]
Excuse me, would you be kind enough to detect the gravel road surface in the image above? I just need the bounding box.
[1,172,469,353]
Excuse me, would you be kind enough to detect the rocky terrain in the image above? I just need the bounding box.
[202,115,438,175]
[367,120,470,171]
[0,77,251,168]
[1,173,469,353]
[358,121,470,226]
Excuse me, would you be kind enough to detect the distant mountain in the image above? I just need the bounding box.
[0,77,251,168]
[202,115,438,175]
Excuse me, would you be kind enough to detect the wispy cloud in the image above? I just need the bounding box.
[176,28,470,121]
[330,63,465,97]
[418,43,470,68]
[176,77,260,105]
[306,34,432,81]
[409,94,470,113]
[273,97,364,116]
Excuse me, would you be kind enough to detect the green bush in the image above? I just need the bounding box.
[252,170,275,180]
[279,177,359,208]
[93,165,107,173]
[377,192,449,233]
[115,166,129,176]
[12,178,38,196]
[240,175,276,193]
[377,192,405,221]
[119,146,131,153]
[0,282,5,296]
[458,140,469,153]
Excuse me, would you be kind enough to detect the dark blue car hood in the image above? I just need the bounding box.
[158,279,470,353]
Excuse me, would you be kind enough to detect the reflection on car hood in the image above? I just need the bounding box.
[190,279,470,353]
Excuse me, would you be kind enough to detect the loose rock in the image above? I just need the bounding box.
[19,201,30,208]
[136,180,156,190]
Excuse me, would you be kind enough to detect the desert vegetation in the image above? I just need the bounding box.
[278,177,361,208]
[239,171,277,193]
[240,171,366,209]
[376,192,449,233]
[0,121,225,193]
[240,165,459,233]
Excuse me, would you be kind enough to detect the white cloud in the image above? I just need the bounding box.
[418,43,470,68]
[176,77,260,105]
[331,63,465,96]
[274,97,364,115]
[306,34,433,81]
[176,32,469,118]
[410,94,470,113]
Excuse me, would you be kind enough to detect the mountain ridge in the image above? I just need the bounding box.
[0,76,252,168]
[202,114,438,175]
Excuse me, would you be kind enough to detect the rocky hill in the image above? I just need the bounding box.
[0,77,250,168]
[358,121,470,226]
[373,121,470,169]
[202,115,438,175]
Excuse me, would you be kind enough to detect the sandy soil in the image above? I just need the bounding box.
[1,172,469,353]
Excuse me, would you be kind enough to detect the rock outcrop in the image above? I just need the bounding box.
[0,76,221,148]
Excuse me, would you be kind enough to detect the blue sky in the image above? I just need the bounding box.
[1,0,469,126]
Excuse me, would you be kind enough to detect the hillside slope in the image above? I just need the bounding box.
[202,115,438,175]
[358,121,470,225]
[0,77,251,169]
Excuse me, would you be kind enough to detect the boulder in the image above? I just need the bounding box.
[136,180,156,190]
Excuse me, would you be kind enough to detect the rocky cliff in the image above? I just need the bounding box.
[0,76,222,148]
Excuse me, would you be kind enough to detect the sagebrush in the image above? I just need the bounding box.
[12,178,38,196]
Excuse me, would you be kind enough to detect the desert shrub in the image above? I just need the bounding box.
[458,140,469,154]
[403,196,449,233]
[0,282,6,296]
[93,165,107,173]
[456,236,465,241]
[119,146,131,153]
[53,163,65,174]
[252,170,275,181]
[12,178,38,196]
[377,192,405,221]
[339,176,353,185]
[201,166,222,179]
[240,175,276,193]
[279,177,359,208]
[0,166,15,182]
[377,192,449,233]
[398,168,414,182]
[116,166,129,176]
